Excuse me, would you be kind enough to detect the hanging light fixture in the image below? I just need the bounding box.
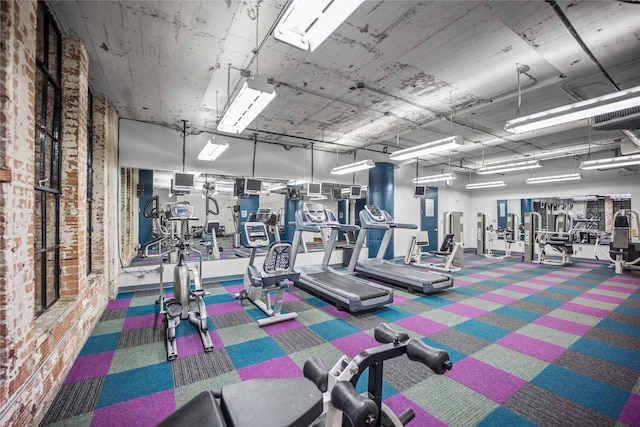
[217,77,276,134]
[579,153,640,170]
[412,172,456,184]
[465,180,506,189]
[525,173,582,184]
[197,137,229,162]
[477,160,541,175]
[504,85,640,134]
[331,159,375,175]
[273,0,365,52]
[389,136,463,161]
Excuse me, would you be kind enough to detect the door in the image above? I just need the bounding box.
[420,187,439,252]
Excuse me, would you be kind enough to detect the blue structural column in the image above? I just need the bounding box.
[368,162,394,259]
[337,199,348,241]
[238,194,259,246]
[283,193,303,242]
[138,169,154,248]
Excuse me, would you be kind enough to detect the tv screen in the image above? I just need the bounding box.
[414,185,426,197]
[307,182,322,197]
[349,185,362,199]
[173,172,194,188]
[244,178,262,194]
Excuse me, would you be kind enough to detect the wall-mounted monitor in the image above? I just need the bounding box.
[414,185,426,198]
[349,185,362,199]
[307,182,322,198]
[172,172,194,192]
[244,178,262,195]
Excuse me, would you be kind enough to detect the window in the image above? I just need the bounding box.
[87,89,94,274]
[34,2,62,316]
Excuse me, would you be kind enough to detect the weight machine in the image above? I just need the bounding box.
[523,211,574,266]
[156,202,213,361]
[425,211,463,272]
[594,209,640,274]
[476,213,519,260]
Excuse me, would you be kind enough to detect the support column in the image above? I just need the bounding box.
[367,162,394,259]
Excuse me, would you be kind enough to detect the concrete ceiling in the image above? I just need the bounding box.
[49,0,640,175]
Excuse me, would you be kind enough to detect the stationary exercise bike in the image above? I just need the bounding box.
[157,323,452,427]
[235,221,299,326]
[156,202,214,361]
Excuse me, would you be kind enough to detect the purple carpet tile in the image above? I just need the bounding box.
[560,302,612,318]
[208,300,244,316]
[175,330,222,358]
[122,313,163,331]
[385,393,448,427]
[64,351,115,384]
[106,299,131,310]
[477,292,518,305]
[90,389,176,427]
[527,278,558,287]
[396,316,449,337]
[608,276,640,286]
[332,331,380,358]
[532,315,593,336]
[503,284,541,295]
[261,318,305,336]
[447,357,527,404]
[237,355,303,380]
[618,393,640,427]
[497,333,566,363]
[442,302,488,319]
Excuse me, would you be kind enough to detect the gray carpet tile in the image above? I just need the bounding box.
[202,280,223,291]
[555,283,591,293]
[117,325,165,349]
[439,291,472,302]
[272,327,327,353]
[554,349,640,391]
[210,311,254,329]
[620,298,640,309]
[607,310,640,326]
[39,377,105,425]
[585,327,640,352]
[476,312,528,331]
[464,283,503,294]
[392,299,436,315]
[429,328,491,355]
[382,353,436,391]
[172,349,235,387]
[343,312,387,330]
[99,307,128,321]
[536,290,576,302]
[505,383,614,427]
[510,300,556,315]
[133,289,160,298]
[282,299,318,313]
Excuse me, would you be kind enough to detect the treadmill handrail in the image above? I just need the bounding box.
[395,223,418,230]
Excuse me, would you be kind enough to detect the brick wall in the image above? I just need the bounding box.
[0,1,120,424]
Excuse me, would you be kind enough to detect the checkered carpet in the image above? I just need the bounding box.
[40,255,640,426]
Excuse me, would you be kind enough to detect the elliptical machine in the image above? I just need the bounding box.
[235,221,299,326]
[157,202,214,360]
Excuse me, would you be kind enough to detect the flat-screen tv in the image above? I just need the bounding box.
[307,182,322,198]
[173,172,194,190]
[349,185,362,199]
[414,185,426,197]
[244,178,262,195]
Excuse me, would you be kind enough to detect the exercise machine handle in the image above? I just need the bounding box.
[207,196,220,216]
[406,339,452,375]
[143,195,159,219]
[330,381,377,427]
[374,323,409,345]
[303,356,329,393]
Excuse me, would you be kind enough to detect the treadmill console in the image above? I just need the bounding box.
[244,222,270,247]
[365,205,385,222]
[167,203,197,220]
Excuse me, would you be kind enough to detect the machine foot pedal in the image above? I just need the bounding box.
[166,303,183,318]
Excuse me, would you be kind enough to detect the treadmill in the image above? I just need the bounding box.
[347,205,453,294]
[291,203,394,312]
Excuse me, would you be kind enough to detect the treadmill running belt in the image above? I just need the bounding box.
[307,271,388,300]
[368,263,450,283]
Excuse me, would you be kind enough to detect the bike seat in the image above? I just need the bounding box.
[221,378,322,427]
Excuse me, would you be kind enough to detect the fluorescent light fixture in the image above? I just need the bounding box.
[311,195,328,201]
[412,172,456,184]
[525,173,582,184]
[273,0,365,52]
[505,85,640,133]
[389,136,463,161]
[217,77,276,134]
[288,179,308,186]
[331,159,375,175]
[266,182,287,192]
[197,138,229,161]
[579,153,640,170]
[477,160,541,175]
[465,181,506,189]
